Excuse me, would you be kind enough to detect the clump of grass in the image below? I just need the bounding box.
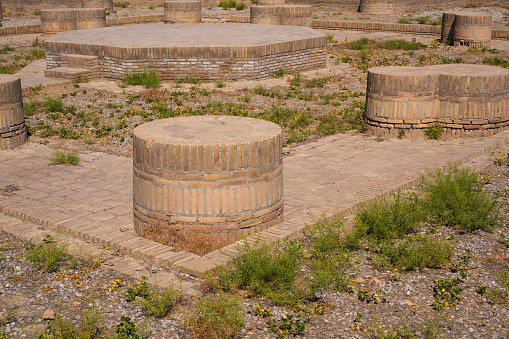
[347,37,371,50]
[235,1,247,10]
[420,164,500,231]
[136,284,180,317]
[397,17,412,24]
[384,38,426,51]
[29,48,45,59]
[114,1,129,8]
[0,45,13,54]
[377,234,455,270]
[24,235,80,272]
[356,191,423,240]
[49,149,80,165]
[218,0,237,9]
[214,239,304,305]
[122,70,161,88]
[424,124,443,139]
[215,80,226,88]
[23,100,38,116]
[274,67,285,78]
[307,214,359,290]
[187,294,245,339]
[44,97,64,113]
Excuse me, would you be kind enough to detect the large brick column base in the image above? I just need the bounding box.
[133,116,284,241]
[365,64,509,139]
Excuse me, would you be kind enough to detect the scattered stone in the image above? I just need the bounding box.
[119,227,127,232]
[42,309,54,320]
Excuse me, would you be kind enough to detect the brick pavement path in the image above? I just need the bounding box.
[0,131,507,278]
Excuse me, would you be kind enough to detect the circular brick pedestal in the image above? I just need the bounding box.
[358,0,394,14]
[41,9,78,34]
[76,8,106,29]
[250,5,312,26]
[133,116,284,241]
[365,65,509,139]
[164,1,201,23]
[441,12,491,48]
[82,0,113,10]
[0,75,27,150]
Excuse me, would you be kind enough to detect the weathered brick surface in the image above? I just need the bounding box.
[45,23,327,80]
[442,12,491,48]
[164,1,201,24]
[41,8,106,35]
[250,5,312,26]
[258,0,286,5]
[82,0,113,10]
[365,64,509,138]
[0,75,27,150]
[358,0,394,14]
[132,116,284,241]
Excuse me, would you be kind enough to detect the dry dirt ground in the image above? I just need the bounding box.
[1,4,509,339]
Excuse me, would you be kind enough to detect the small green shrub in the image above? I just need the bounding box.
[235,1,247,10]
[218,0,237,9]
[23,100,38,116]
[215,80,226,88]
[216,239,304,305]
[347,37,371,50]
[274,67,285,78]
[384,38,426,50]
[44,97,64,113]
[424,124,443,140]
[420,164,500,231]
[49,149,80,165]
[378,234,454,270]
[187,294,244,339]
[0,67,14,74]
[137,284,180,317]
[122,70,161,88]
[125,276,150,302]
[397,17,412,24]
[24,235,79,272]
[29,48,45,58]
[114,1,129,8]
[356,191,423,240]
[0,45,13,54]
[253,84,269,96]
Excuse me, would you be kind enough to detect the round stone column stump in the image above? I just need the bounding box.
[133,116,284,241]
[251,5,312,26]
[0,75,27,150]
[250,5,282,25]
[441,12,491,48]
[41,9,78,35]
[82,0,113,10]
[76,8,106,29]
[164,1,202,24]
[358,0,394,15]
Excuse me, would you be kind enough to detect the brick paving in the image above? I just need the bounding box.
[0,131,508,278]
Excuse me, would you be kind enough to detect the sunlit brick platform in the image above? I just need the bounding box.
[0,75,27,150]
[442,12,491,48]
[133,116,284,241]
[365,64,509,138]
[358,0,394,15]
[44,23,327,80]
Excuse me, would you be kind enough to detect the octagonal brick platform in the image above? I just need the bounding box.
[45,23,327,80]
[365,64,509,138]
[133,116,284,241]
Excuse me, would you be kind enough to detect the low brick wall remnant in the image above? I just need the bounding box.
[442,12,491,48]
[358,0,394,14]
[133,116,284,241]
[82,0,113,10]
[164,0,201,24]
[41,8,106,34]
[250,5,313,26]
[0,75,27,150]
[365,65,509,139]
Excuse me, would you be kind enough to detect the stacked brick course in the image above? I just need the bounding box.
[133,116,284,241]
[41,8,106,35]
[358,0,394,14]
[442,12,491,48]
[251,5,313,26]
[365,65,509,139]
[45,23,327,80]
[82,0,113,10]
[0,75,27,150]
[164,1,201,24]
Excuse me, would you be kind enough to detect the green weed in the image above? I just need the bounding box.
[123,70,161,88]
[49,149,80,165]
[397,17,412,24]
[24,235,80,272]
[424,124,443,139]
[44,97,64,113]
[384,38,426,51]
[347,37,371,50]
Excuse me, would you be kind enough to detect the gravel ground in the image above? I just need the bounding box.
[1,162,509,338]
